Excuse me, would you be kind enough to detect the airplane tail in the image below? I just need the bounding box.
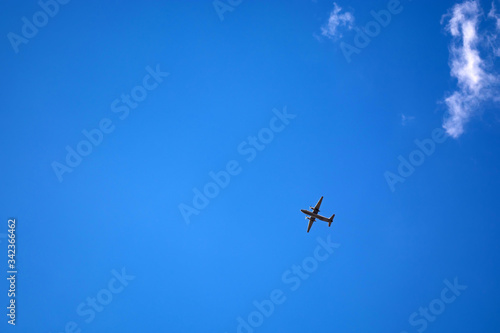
[328,214,335,227]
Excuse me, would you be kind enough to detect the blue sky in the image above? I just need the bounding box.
[1,0,500,332]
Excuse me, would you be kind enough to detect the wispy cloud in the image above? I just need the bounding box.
[487,1,500,56]
[488,2,500,29]
[321,2,355,39]
[441,0,500,138]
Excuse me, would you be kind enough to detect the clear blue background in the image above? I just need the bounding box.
[1,0,499,332]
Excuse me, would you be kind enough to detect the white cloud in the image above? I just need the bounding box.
[442,0,500,138]
[321,3,355,39]
[487,1,500,56]
[488,2,500,29]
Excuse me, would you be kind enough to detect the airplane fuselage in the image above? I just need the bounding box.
[300,209,333,222]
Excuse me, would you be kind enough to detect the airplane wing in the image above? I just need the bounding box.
[312,196,323,214]
[307,218,315,233]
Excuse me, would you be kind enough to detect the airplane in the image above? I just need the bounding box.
[301,196,335,233]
